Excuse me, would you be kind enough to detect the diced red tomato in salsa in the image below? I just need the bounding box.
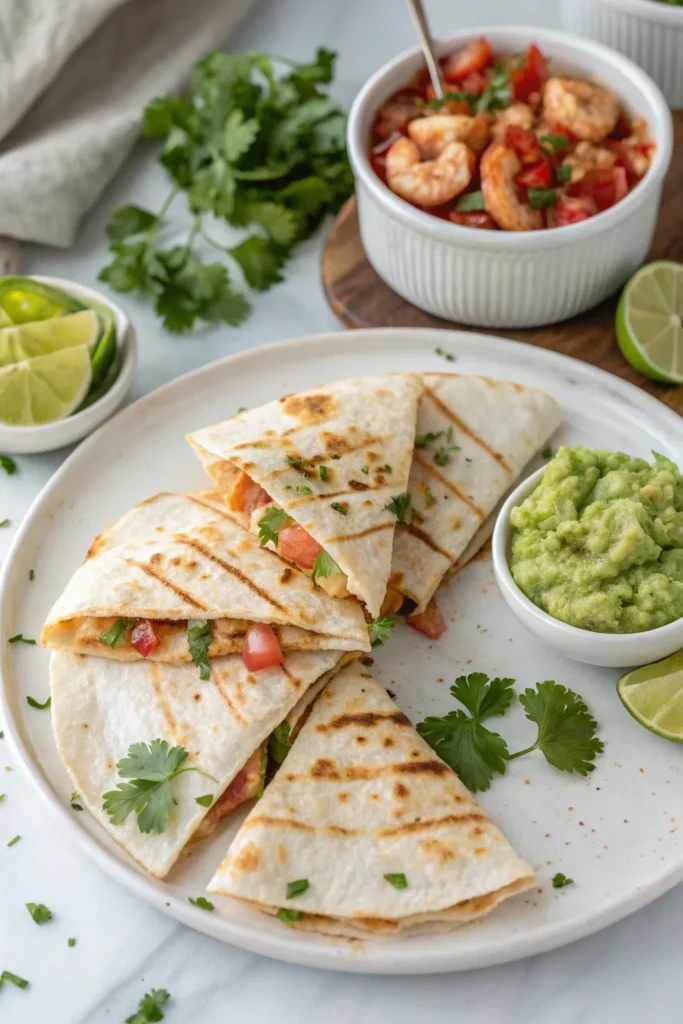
[459,70,488,95]
[552,195,596,227]
[407,599,447,639]
[230,471,271,514]
[568,168,627,212]
[278,523,323,570]
[510,43,549,102]
[441,38,493,83]
[449,211,497,230]
[243,623,284,671]
[504,126,542,165]
[130,619,160,657]
[515,160,553,188]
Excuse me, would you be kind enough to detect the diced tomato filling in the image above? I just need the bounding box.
[449,211,497,230]
[441,38,494,82]
[278,523,323,570]
[243,623,284,671]
[567,168,627,212]
[202,747,264,830]
[459,70,488,95]
[504,126,542,165]
[515,160,553,188]
[407,599,447,639]
[130,619,159,657]
[230,471,271,514]
[510,43,549,102]
[552,195,597,227]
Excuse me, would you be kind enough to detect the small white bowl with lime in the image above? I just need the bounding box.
[0,275,136,454]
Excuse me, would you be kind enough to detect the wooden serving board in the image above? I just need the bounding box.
[322,112,683,416]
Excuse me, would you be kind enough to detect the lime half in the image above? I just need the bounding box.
[617,650,683,743]
[617,261,683,384]
[0,310,100,368]
[0,345,92,426]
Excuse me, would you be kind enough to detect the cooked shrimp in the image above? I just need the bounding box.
[385,137,474,207]
[408,114,490,158]
[480,143,543,231]
[561,141,617,184]
[491,103,535,141]
[542,78,619,143]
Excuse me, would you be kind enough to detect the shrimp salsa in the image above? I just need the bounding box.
[370,38,654,230]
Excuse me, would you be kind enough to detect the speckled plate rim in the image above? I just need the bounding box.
[2,326,683,975]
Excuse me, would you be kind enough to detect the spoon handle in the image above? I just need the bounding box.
[405,0,443,99]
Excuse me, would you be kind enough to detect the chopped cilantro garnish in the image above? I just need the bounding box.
[0,456,17,475]
[330,454,341,460]
[188,618,212,680]
[556,164,572,183]
[312,550,341,585]
[26,695,51,710]
[330,501,348,515]
[435,346,455,362]
[424,488,436,508]
[295,484,312,494]
[26,903,52,925]
[381,464,392,473]
[528,187,561,209]
[361,465,369,474]
[8,634,36,645]
[99,618,133,648]
[125,988,170,1024]
[0,970,28,989]
[370,615,400,647]
[456,190,485,212]
[415,431,443,447]
[7,835,20,847]
[319,465,329,481]
[103,739,217,834]
[552,872,574,889]
[70,791,84,811]
[258,506,292,546]
[28,569,35,581]
[68,938,76,947]
[195,793,214,807]
[0,794,4,803]
[278,908,302,924]
[385,493,414,524]
[434,443,461,467]
[0,519,9,529]
[269,720,292,765]
[429,90,477,111]
[286,455,303,469]
[540,133,570,154]
[286,878,310,899]
[189,896,215,911]
[384,873,407,889]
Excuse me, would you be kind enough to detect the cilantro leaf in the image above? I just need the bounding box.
[450,673,516,722]
[384,872,407,889]
[552,872,574,888]
[223,109,259,162]
[0,456,17,475]
[277,908,302,924]
[9,634,36,645]
[195,793,213,807]
[189,896,215,911]
[312,550,341,584]
[286,878,309,898]
[330,501,348,516]
[99,617,133,648]
[528,187,561,210]
[230,235,288,291]
[415,432,443,447]
[103,740,215,834]
[188,619,212,680]
[385,493,414,524]
[26,695,51,710]
[258,506,292,547]
[269,720,292,765]
[434,444,461,467]
[456,191,485,212]
[125,988,171,1024]
[370,615,400,646]
[105,205,157,242]
[540,133,570,154]
[417,711,509,792]
[26,903,52,925]
[70,791,83,811]
[435,346,455,362]
[513,681,605,775]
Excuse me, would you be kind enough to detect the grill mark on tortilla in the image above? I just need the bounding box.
[325,522,393,543]
[315,710,410,732]
[130,559,208,610]
[404,522,454,561]
[259,436,386,480]
[244,815,360,837]
[286,482,389,509]
[423,386,512,473]
[378,811,487,838]
[149,664,186,747]
[212,671,247,726]
[286,758,450,782]
[184,492,242,525]
[174,536,287,613]
[413,454,485,519]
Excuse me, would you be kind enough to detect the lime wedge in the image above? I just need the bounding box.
[0,310,100,368]
[616,261,683,383]
[86,304,117,389]
[617,650,683,743]
[0,346,92,426]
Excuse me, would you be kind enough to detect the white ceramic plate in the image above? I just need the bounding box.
[2,327,683,975]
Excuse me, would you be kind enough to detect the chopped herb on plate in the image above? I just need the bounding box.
[370,615,400,647]
[26,695,51,710]
[26,903,52,925]
[125,988,171,1024]
[70,791,84,811]
[385,493,414,524]
[384,872,407,889]
[552,872,574,888]
[8,634,36,645]
[7,835,20,847]
[189,896,215,911]
[195,793,214,807]
[286,878,310,898]
[0,456,17,475]
[435,347,455,362]
[330,501,348,515]
[277,908,302,924]
[0,970,29,990]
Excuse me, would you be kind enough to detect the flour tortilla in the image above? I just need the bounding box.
[208,663,536,936]
[50,648,346,879]
[391,374,562,611]
[41,491,370,659]
[187,374,423,618]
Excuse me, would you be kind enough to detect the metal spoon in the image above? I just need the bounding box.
[405,0,443,99]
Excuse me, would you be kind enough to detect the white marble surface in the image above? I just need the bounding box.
[1,0,682,1020]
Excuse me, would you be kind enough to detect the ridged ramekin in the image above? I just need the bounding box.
[562,0,683,110]
[346,25,673,329]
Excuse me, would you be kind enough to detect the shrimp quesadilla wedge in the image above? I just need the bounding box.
[50,648,350,878]
[208,663,536,936]
[41,492,370,671]
[186,374,423,619]
[393,374,562,619]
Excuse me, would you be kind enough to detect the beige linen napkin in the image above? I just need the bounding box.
[0,0,258,270]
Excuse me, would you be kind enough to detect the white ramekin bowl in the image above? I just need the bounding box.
[492,466,683,669]
[347,25,673,329]
[0,276,137,455]
[562,0,683,110]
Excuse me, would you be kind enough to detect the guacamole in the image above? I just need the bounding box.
[509,446,683,633]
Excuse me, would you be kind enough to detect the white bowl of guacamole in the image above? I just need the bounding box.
[493,447,683,668]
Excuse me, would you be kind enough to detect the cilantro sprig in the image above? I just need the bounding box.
[99,48,353,332]
[258,506,292,547]
[417,673,603,793]
[385,493,414,524]
[187,618,212,680]
[103,740,217,834]
[125,989,171,1024]
[312,549,341,585]
[370,615,400,647]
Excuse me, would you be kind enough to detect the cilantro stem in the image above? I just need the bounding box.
[185,216,200,256]
[507,744,538,760]
[176,764,219,784]
[146,186,181,247]
[200,228,232,255]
